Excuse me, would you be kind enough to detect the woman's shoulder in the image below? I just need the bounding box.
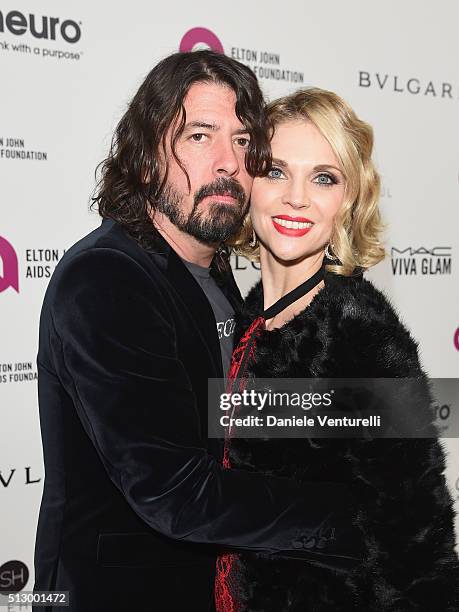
[324,271,423,376]
[325,270,402,325]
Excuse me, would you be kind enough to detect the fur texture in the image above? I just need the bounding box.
[228,270,459,611]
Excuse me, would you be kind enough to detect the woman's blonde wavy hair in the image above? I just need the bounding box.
[229,87,386,276]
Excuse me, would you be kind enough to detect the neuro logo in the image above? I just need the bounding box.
[0,560,29,592]
[0,237,19,293]
[179,27,224,54]
[454,328,459,351]
[0,10,81,43]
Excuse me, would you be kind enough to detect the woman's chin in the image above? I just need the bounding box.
[266,247,313,266]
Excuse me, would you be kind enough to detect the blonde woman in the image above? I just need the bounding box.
[215,89,458,611]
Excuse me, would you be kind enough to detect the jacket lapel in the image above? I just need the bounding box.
[166,248,224,378]
[138,226,244,378]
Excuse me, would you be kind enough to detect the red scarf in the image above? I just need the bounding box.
[215,315,265,612]
[214,261,327,611]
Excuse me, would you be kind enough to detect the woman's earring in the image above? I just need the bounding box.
[324,242,337,260]
[249,229,257,248]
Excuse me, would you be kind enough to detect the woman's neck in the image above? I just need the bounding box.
[259,247,325,330]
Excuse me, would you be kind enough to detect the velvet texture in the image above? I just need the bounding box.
[34,220,362,612]
[227,271,459,611]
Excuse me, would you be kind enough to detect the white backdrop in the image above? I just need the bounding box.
[1,0,458,600]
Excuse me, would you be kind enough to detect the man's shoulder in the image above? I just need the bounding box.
[55,219,168,277]
[60,219,150,265]
[45,219,169,307]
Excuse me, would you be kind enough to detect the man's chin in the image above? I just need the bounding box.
[191,227,239,244]
[187,208,245,244]
[188,222,243,244]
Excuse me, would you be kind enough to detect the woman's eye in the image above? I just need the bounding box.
[314,173,336,186]
[267,167,284,180]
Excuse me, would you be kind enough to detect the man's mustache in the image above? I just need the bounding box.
[194,177,246,207]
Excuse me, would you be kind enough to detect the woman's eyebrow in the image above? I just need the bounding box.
[270,159,344,175]
[271,157,288,168]
[314,163,343,174]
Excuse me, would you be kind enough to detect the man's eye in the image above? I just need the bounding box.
[235,137,250,148]
[190,133,207,142]
[267,167,285,180]
[313,173,336,186]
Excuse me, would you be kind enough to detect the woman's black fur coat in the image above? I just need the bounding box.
[228,267,458,611]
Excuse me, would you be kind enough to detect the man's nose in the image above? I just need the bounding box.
[213,141,240,177]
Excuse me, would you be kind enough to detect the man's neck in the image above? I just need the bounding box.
[152,212,217,267]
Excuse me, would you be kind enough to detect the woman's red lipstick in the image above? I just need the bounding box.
[272,215,314,237]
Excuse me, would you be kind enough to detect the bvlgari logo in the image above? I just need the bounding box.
[359,71,455,99]
[230,254,260,272]
[0,466,41,488]
[379,176,393,200]
[391,246,452,275]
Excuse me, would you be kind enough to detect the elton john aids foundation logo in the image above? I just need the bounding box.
[454,328,459,352]
[0,237,19,293]
[179,27,224,53]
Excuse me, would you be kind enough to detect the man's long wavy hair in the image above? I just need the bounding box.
[231,88,386,276]
[91,50,271,246]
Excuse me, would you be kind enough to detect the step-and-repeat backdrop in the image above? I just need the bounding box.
[1,0,458,598]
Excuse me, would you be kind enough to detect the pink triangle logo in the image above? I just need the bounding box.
[0,236,19,293]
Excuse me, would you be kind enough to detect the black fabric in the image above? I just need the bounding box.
[228,272,459,611]
[33,219,363,612]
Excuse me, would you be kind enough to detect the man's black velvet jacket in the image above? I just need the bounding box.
[33,219,361,612]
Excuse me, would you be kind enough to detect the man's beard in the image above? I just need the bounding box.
[156,177,248,244]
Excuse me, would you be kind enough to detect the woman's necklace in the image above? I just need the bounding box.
[227,259,327,391]
[263,267,325,330]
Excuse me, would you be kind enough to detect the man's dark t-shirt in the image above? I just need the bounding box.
[182,259,236,378]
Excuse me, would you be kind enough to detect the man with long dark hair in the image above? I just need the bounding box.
[34,51,361,611]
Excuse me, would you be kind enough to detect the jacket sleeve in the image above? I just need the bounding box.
[45,248,361,569]
[342,289,459,609]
